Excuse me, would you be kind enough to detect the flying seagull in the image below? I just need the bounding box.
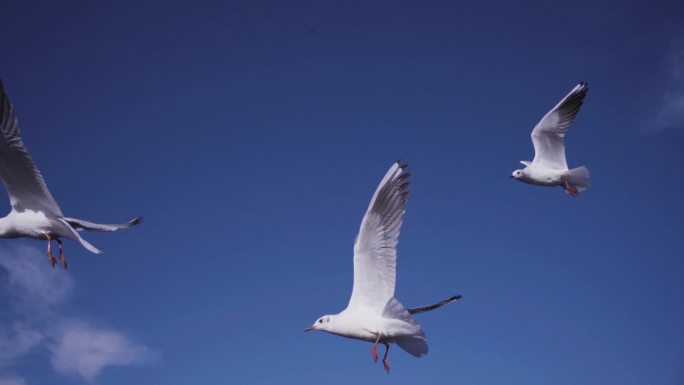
[510,82,591,195]
[0,80,141,268]
[306,161,461,374]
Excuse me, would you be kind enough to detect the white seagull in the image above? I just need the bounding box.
[0,80,142,268]
[510,82,591,195]
[306,161,461,374]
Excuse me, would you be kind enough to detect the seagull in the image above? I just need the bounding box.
[305,161,461,374]
[510,82,591,195]
[0,80,142,268]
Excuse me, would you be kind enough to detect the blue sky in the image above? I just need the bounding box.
[1,1,683,384]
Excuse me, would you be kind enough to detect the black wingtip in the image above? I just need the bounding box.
[395,159,409,170]
[407,293,463,314]
[129,216,144,226]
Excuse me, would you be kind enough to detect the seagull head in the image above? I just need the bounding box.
[305,315,333,332]
[510,169,524,179]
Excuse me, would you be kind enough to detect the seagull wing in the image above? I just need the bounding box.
[0,81,62,216]
[347,161,410,312]
[530,82,588,170]
[407,294,462,314]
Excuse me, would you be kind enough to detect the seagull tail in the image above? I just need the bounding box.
[395,335,428,357]
[383,298,428,357]
[566,166,591,192]
[56,218,102,254]
[63,216,143,232]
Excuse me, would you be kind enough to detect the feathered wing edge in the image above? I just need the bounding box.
[348,161,410,310]
[55,218,101,254]
[407,294,463,315]
[0,79,63,215]
[534,82,589,137]
[63,216,143,232]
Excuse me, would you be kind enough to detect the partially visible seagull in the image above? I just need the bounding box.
[510,82,591,195]
[0,80,142,268]
[306,161,461,374]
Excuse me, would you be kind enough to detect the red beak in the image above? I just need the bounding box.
[304,326,316,332]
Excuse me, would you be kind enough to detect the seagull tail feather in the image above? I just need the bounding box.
[395,335,428,357]
[566,166,590,192]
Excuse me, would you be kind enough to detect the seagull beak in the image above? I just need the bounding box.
[304,326,316,332]
[509,175,514,179]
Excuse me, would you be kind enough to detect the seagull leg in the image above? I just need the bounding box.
[57,239,68,269]
[561,176,579,196]
[45,234,57,268]
[382,342,391,374]
[370,333,382,363]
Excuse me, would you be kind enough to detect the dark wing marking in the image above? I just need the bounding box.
[0,80,62,215]
[530,82,589,170]
[408,294,462,315]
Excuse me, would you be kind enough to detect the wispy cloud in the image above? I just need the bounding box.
[653,42,684,131]
[0,245,156,383]
[49,319,155,381]
[0,322,43,362]
[0,246,73,309]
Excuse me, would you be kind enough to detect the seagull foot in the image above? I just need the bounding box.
[47,252,57,268]
[382,342,391,374]
[371,333,382,363]
[561,177,579,196]
[45,236,57,268]
[57,240,67,269]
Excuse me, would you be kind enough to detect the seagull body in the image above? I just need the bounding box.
[306,162,461,373]
[510,82,591,195]
[0,80,141,268]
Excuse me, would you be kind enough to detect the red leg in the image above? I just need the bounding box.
[45,234,56,268]
[382,342,391,374]
[370,333,381,363]
[57,239,68,269]
[561,177,579,196]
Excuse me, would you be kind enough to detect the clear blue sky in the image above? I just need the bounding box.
[1,1,683,384]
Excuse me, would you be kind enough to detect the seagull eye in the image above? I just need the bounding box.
[318,319,323,324]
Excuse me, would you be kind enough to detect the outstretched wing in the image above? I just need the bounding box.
[347,162,410,312]
[531,82,588,170]
[0,81,62,215]
[408,294,462,315]
[64,216,143,232]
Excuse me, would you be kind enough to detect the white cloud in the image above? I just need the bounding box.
[0,245,156,383]
[0,322,43,362]
[49,320,155,381]
[0,245,73,310]
[653,43,684,131]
